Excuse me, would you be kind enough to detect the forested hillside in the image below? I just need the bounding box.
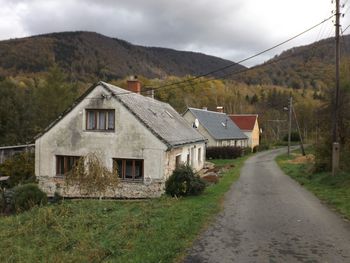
[1,31,349,92]
[234,35,350,90]
[0,31,244,82]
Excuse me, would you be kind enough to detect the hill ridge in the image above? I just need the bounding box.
[0,31,245,81]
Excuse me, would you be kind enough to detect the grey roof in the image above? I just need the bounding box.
[185,108,248,140]
[100,82,205,148]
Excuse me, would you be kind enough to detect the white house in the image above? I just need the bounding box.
[183,107,248,147]
[35,81,206,198]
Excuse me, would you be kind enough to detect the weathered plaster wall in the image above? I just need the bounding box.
[164,142,206,179]
[36,85,168,197]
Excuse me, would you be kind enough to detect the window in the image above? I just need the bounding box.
[56,155,81,176]
[191,148,195,166]
[113,159,144,181]
[175,155,182,168]
[86,109,115,131]
[198,148,201,163]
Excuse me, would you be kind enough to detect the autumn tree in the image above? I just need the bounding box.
[34,65,78,129]
[64,153,119,199]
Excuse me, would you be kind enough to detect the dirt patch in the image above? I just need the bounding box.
[287,154,315,164]
[206,167,220,173]
[202,174,219,184]
[199,163,235,182]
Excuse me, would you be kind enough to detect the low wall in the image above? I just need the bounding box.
[38,175,165,199]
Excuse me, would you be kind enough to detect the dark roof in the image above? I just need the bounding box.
[185,108,248,140]
[36,82,205,149]
[229,115,258,131]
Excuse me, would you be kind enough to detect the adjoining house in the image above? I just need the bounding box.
[183,107,248,147]
[229,114,260,150]
[0,144,35,164]
[35,79,206,198]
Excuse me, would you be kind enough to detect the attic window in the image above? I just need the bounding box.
[148,108,157,116]
[165,110,173,118]
[86,109,115,131]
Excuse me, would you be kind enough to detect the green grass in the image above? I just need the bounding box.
[0,156,248,263]
[276,150,350,220]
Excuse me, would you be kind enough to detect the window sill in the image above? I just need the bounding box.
[84,130,115,133]
[119,179,144,183]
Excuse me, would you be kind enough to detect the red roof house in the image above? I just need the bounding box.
[228,114,260,149]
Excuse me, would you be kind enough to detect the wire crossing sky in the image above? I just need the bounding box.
[0,0,348,66]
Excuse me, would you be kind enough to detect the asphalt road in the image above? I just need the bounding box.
[184,148,350,263]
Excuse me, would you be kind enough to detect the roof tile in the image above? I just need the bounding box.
[229,115,258,131]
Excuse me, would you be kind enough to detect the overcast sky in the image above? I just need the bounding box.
[1,0,348,66]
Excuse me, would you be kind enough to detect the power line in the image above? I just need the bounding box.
[104,27,336,101]
[342,23,350,32]
[152,34,338,94]
[109,14,334,97]
[107,29,337,100]
[143,15,335,92]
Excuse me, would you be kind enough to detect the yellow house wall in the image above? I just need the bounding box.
[251,119,260,149]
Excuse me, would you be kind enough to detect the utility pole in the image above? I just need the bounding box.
[292,104,306,156]
[288,96,292,156]
[332,0,341,176]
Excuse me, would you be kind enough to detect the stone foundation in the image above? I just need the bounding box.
[38,176,165,199]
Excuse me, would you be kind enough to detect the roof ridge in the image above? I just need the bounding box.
[102,81,171,107]
[189,107,226,115]
[229,114,258,116]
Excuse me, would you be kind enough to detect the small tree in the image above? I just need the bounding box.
[0,152,35,188]
[64,153,119,199]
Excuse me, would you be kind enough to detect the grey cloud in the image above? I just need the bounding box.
[1,0,326,66]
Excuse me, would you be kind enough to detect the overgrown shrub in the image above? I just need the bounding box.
[283,131,300,142]
[165,165,206,197]
[65,153,119,198]
[314,138,332,172]
[259,143,271,151]
[52,191,63,204]
[0,152,36,188]
[206,146,243,159]
[0,190,5,213]
[242,147,252,155]
[11,184,47,212]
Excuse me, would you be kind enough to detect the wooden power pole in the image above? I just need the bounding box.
[288,97,292,156]
[292,104,306,156]
[332,0,341,176]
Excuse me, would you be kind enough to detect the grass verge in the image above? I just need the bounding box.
[0,156,248,263]
[276,150,350,220]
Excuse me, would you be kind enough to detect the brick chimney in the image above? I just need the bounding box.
[127,75,141,94]
[216,106,224,113]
